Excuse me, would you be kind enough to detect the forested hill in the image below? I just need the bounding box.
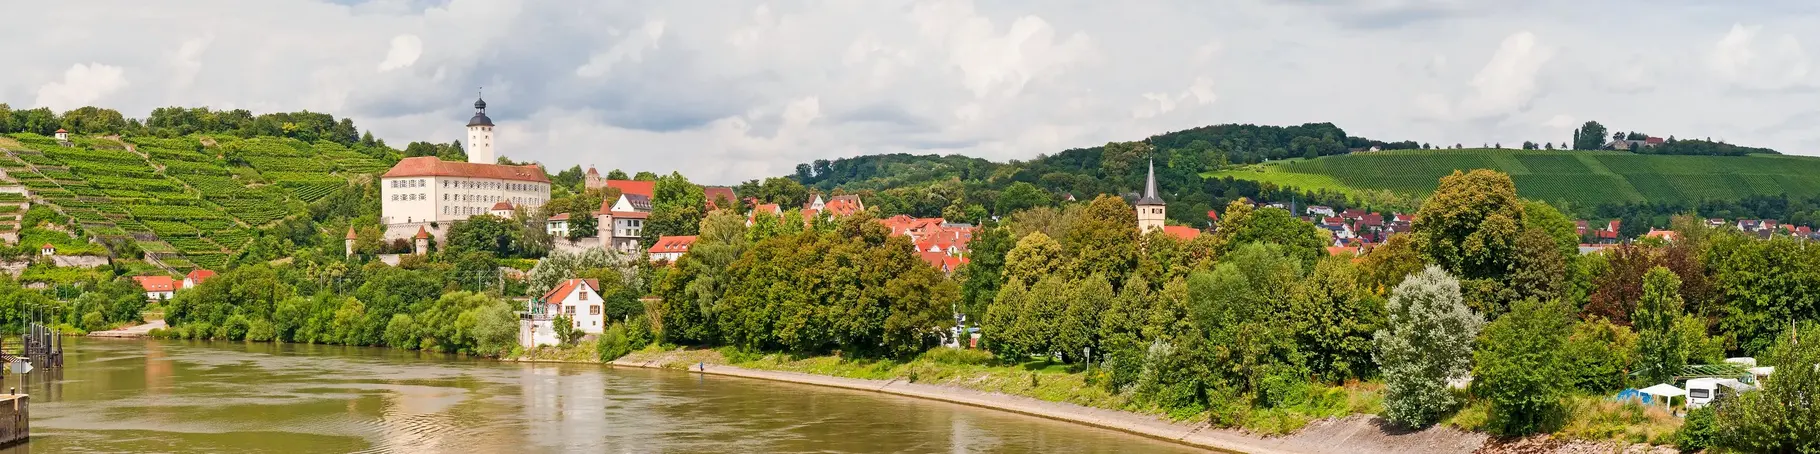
[771,123,1420,228]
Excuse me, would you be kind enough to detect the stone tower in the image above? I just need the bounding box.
[1134,159,1166,234]
[413,226,431,256]
[345,226,357,258]
[466,92,495,164]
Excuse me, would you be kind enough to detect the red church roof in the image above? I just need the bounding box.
[382,156,549,183]
[605,180,655,198]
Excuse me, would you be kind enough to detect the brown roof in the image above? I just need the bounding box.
[41,243,53,249]
[605,180,655,198]
[414,226,431,239]
[345,226,358,240]
[540,278,601,302]
[186,269,216,284]
[549,213,570,221]
[491,201,513,211]
[382,156,549,183]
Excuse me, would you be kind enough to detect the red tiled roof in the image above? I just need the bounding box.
[549,213,570,221]
[753,203,781,215]
[134,275,178,292]
[185,269,216,285]
[605,180,655,198]
[1161,225,1201,240]
[540,278,601,302]
[40,243,53,250]
[491,201,513,211]
[704,187,738,211]
[345,226,358,240]
[1207,210,1219,220]
[382,156,549,183]
[414,226,431,239]
[55,129,67,133]
[651,235,697,254]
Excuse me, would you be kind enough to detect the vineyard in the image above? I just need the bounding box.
[0,132,393,273]
[1206,149,1820,207]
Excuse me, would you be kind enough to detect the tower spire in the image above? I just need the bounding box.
[1136,158,1164,206]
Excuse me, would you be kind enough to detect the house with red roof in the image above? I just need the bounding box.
[39,243,54,256]
[537,278,606,335]
[703,187,739,211]
[182,270,216,290]
[595,198,648,254]
[649,235,697,263]
[133,275,179,301]
[54,128,69,142]
[1161,225,1201,241]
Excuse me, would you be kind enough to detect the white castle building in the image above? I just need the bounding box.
[379,96,550,238]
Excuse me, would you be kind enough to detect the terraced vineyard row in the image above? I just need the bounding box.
[1,132,393,272]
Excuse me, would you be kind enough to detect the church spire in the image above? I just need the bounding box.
[1136,158,1164,206]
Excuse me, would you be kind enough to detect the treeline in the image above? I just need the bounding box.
[1591,193,1820,237]
[655,210,956,358]
[1572,120,1778,155]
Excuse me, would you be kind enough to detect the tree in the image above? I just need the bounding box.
[445,214,525,258]
[1473,299,1574,436]
[1212,199,1325,268]
[1056,274,1114,363]
[1507,228,1566,303]
[1189,242,1303,395]
[1521,200,1579,258]
[983,280,1028,357]
[958,225,1013,320]
[1563,317,1637,393]
[1634,267,1685,384]
[1375,266,1482,428]
[1290,257,1385,382]
[1002,232,1065,288]
[1360,233,1425,296]
[1574,121,1608,150]
[995,182,1051,216]
[552,314,580,346]
[641,172,707,247]
[1061,195,1137,280]
[1714,324,1818,452]
[1413,169,1524,280]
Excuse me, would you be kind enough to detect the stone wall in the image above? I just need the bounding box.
[0,395,28,447]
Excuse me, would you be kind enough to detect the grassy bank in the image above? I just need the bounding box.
[613,346,1381,436]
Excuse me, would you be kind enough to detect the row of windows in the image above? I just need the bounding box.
[389,179,547,192]
[392,193,426,201]
[562,305,603,315]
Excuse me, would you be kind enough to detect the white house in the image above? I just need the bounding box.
[1306,205,1336,217]
[546,213,571,237]
[540,278,607,334]
[378,96,550,228]
[39,243,54,256]
[489,201,515,217]
[649,235,697,263]
[597,196,649,255]
[133,275,179,301]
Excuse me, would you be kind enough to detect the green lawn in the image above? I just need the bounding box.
[1207,149,1820,207]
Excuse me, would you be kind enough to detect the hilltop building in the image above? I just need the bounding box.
[379,95,550,240]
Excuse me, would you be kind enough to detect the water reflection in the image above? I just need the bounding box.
[0,339,1205,453]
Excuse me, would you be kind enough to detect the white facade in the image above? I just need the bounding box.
[596,213,645,254]
[554,281,606,334]
[546,218,569,237]
[380,176,549,225]
[467,124,494,164]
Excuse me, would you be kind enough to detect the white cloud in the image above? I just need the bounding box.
[6,1,1820,183]
[377,34,423,72]
[35,63,129,111]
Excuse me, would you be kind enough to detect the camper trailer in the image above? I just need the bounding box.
[1685,378,1750,409]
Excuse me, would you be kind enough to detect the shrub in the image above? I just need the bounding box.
[1676,406,1715,453]
[1473,299,1573,436]
[384,314,419,350]
[81,311,107,332]
[598,322,630,362]
[246,319,276,342]
[1564,317,1637,393]
[222,314,251,341]
[920,347,995,366]
[1375,266,1482,429]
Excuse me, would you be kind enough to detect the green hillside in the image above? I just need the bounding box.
[1205,149,1820,207]
[0,132,386,272]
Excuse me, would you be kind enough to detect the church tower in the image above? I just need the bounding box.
[1135,159,1166,233]
[466,92,496,164]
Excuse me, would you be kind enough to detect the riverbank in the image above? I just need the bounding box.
[608,348,1488,454]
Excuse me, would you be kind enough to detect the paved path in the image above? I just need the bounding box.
[609,357,1485,454]
[87,319,164,338]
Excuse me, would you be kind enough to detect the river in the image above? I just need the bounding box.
[0,338,1208,453]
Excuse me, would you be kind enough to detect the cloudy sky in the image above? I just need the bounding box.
[6,0,1820,184]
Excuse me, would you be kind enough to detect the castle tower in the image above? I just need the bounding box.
[413,226,431,256]
[466,92,496,164]
[345,226,358,258]
[1135,159,1166,234]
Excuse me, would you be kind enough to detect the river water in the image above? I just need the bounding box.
[0,338,1206,453]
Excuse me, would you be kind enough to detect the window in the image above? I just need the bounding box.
[565,305,576,314]
[590,305,600,315]
[1690,389,1710,399]
[579,290,588,301]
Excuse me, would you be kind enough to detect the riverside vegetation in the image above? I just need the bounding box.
[0,104,1816,451]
